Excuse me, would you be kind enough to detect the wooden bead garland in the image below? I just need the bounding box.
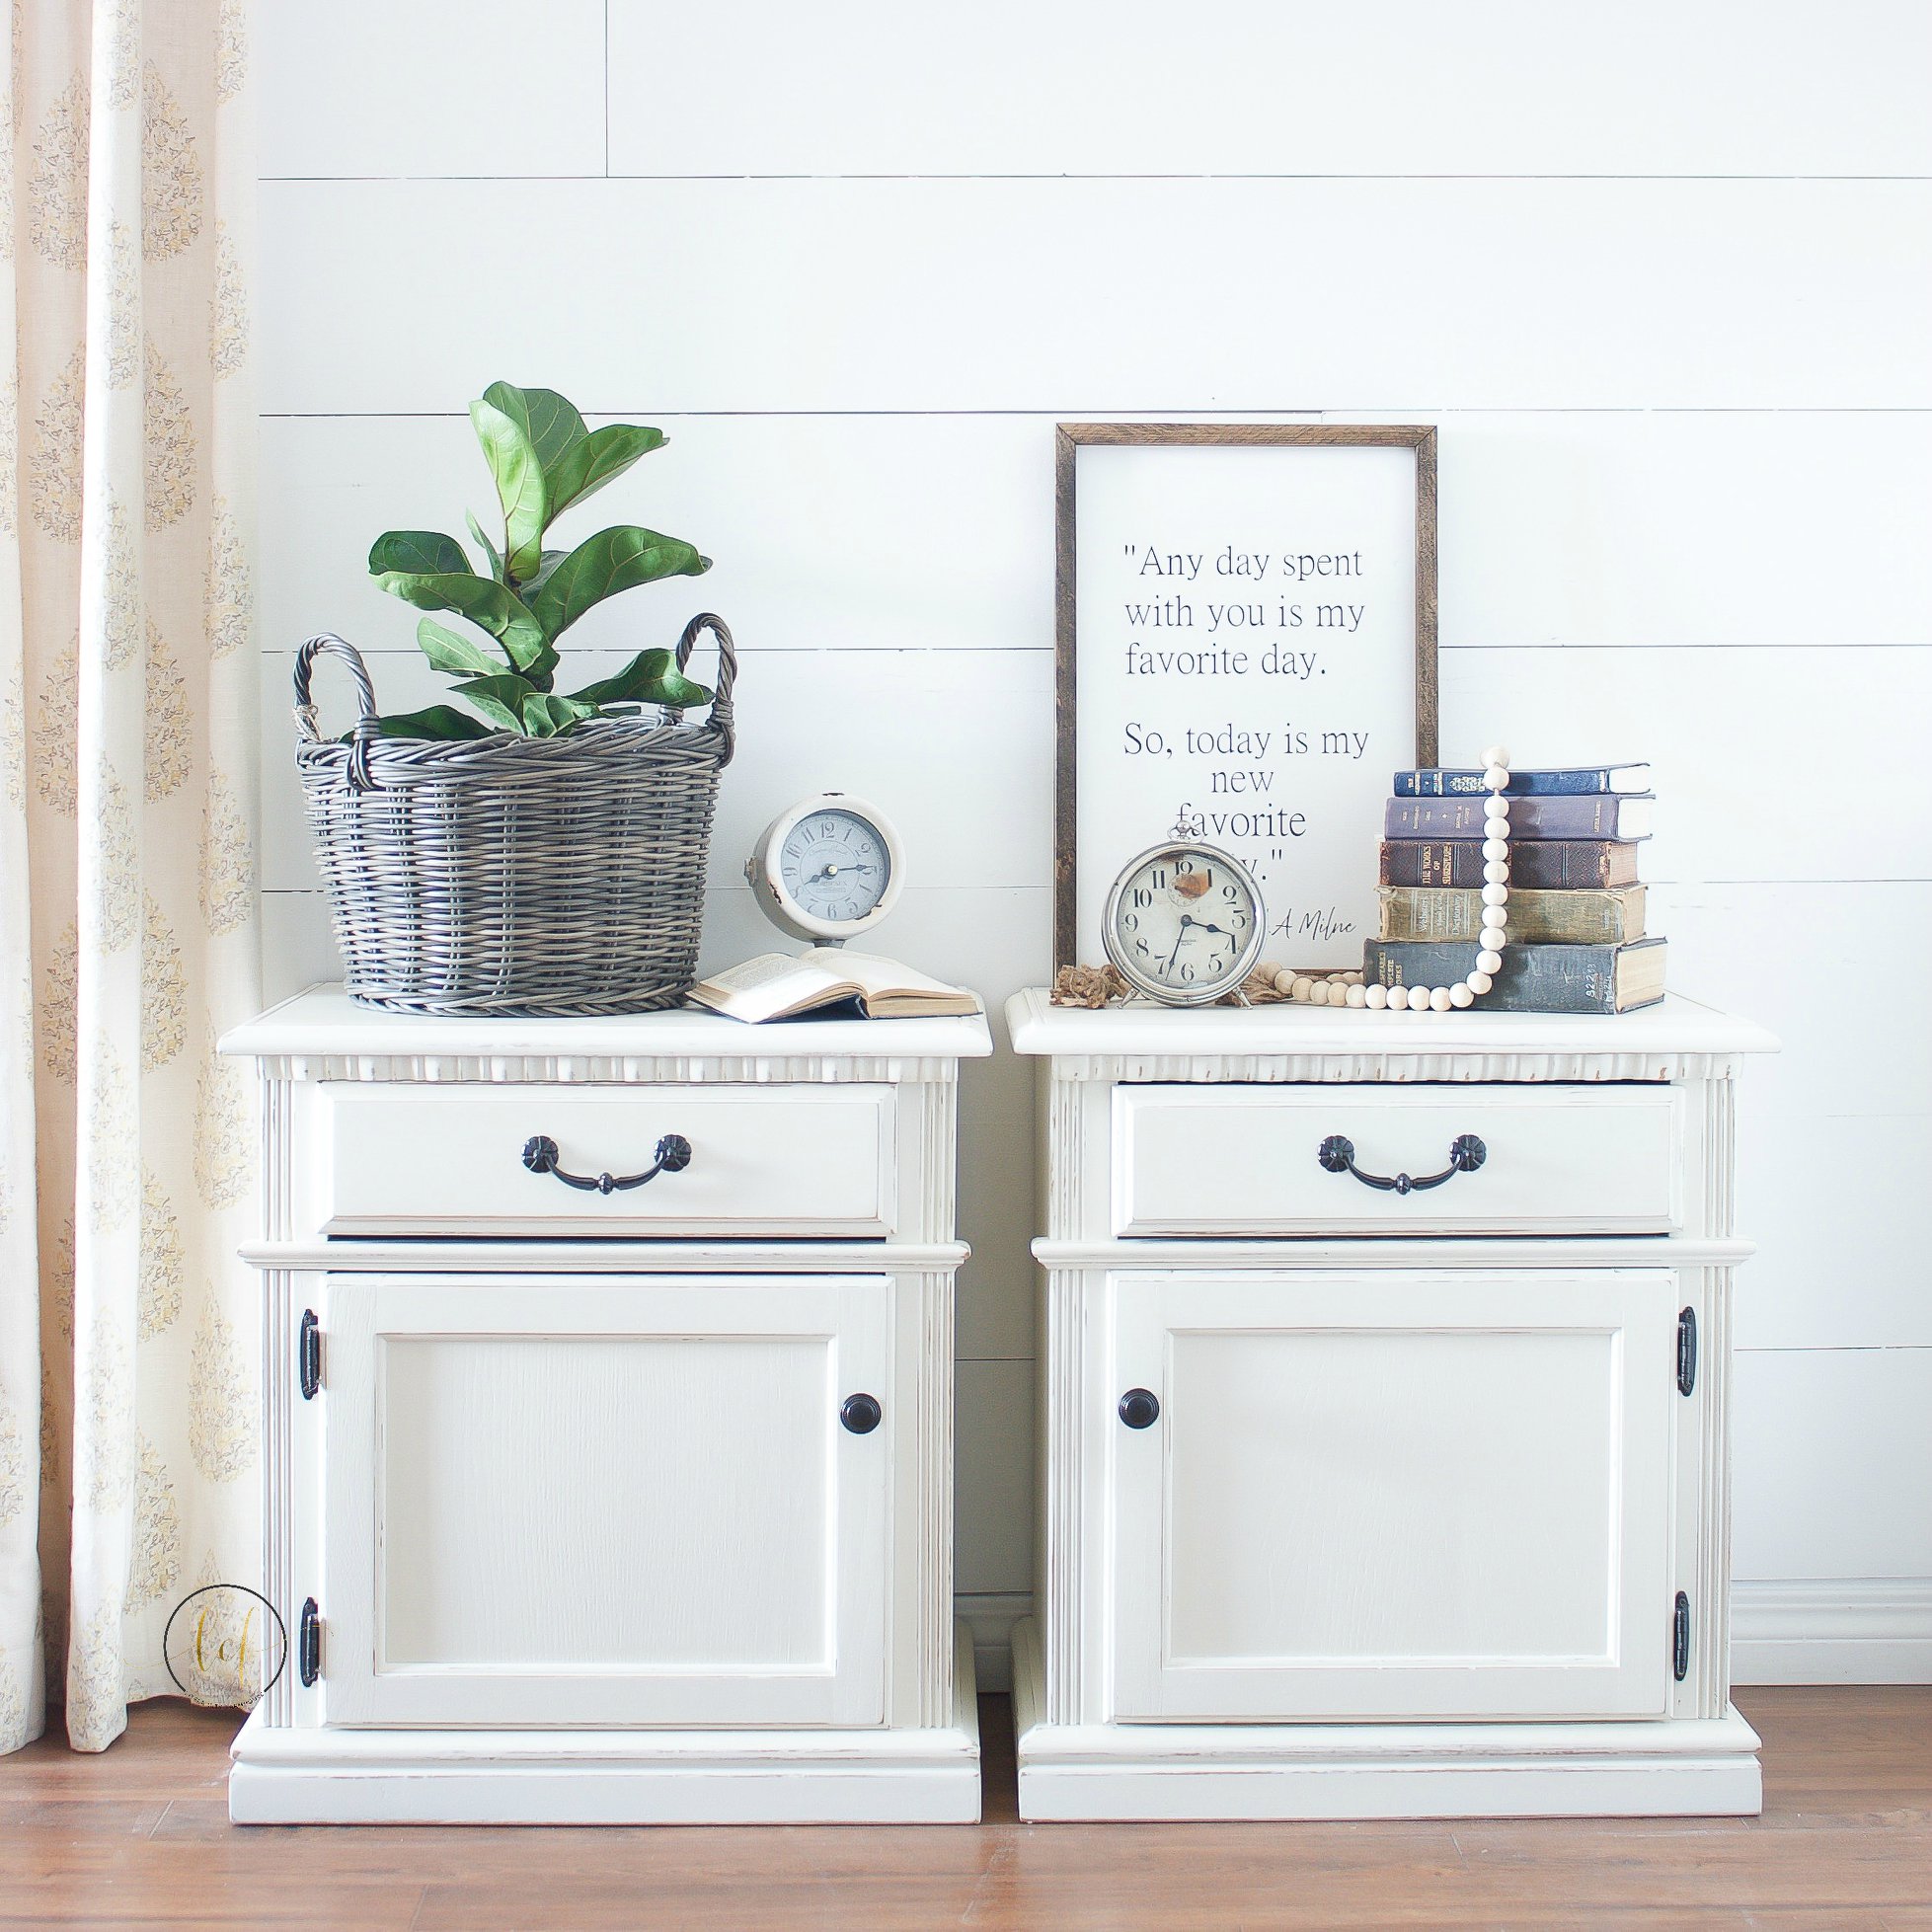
[1267,745,1514,1013]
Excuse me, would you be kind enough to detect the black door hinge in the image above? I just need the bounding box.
[1676,1307,1697,1398]
[299,1310,322,1401]
[298,1597,322,1686]
[1672,1590,1691,1681]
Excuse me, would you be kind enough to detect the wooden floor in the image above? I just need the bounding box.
[0,1689,1928,1929]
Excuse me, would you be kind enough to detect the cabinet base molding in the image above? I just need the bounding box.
[1011,1621,1762,1822]
[230,1628,980,1825]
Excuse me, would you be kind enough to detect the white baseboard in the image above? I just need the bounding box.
[958,1592,1030,1694]
[1731,1580,1932,1684]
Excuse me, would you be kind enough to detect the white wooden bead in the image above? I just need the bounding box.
[1450,982,1475,1008]
[1346,984,1367,1007]
[1289,975,1313,1001]
[1484,860,1508,885]
[1429,987,1454,1012]
[1482,882,1508,907]
[1476,949,1503,974]
[1273,966,1297,994]
[1309,980,1331,1005]
[1482,764,1508,792]
[1479,927,1507,954]
[1482,744,1509,770]
[1485,796,1509,821]
[1386,985,1410,1010]
[1343,970,1363,985]
[1364,983,1388,1009]
[1467,969,1494,994]
[1482,837,1507,863]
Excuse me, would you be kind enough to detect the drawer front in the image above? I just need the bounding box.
[321,1082,895,1237]
[1115,1083,1680,1236]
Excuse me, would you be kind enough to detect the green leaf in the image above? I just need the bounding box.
[518,690,599,737]
[371,567,547,663]
[530,526,711,643]
[368,530,470,578]
[415,616,506,678]
[482,383,587,476]
[465,510,505,583]
[565,646,711,712]
[545,424,666,523]
[356,705,494,742]
[469,398,548,582]
[446,671,538,734]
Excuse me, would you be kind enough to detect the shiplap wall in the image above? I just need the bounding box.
[256,1,1932,1684]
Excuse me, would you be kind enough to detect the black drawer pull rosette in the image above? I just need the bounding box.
[521,1132,693,1196]
[1317,1132,1486,1197]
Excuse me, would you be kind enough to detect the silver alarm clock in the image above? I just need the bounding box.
[745,793,906,945]
[1101,840,1266,1005]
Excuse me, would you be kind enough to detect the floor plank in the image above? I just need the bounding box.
[0,1690,1925,1928]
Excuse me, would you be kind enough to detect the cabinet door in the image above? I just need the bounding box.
[321,1275,890,1729]
[1111,1271,1675,1723]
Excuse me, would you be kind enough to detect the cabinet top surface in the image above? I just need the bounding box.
[220,985,993,1063]
[1004,988,1776,1061]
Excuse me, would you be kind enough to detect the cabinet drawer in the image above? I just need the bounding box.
[319,1082,895,1237]
[1114,1084,1680,1236]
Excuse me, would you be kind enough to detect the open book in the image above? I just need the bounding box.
[689,950,981,1023]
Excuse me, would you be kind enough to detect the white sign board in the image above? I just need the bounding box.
[1057,426,1436,972]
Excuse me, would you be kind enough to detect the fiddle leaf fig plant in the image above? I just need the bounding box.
[364,383,712,740]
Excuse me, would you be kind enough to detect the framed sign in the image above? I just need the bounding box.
[1054,424,1436,971]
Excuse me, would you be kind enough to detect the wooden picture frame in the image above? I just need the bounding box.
[1054,424,1438,970]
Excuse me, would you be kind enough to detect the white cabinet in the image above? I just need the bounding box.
[1010,989,1777,1821]
[221,990,990,1824]
[320,1275,890,1731]
[1111,1270,1673,1724]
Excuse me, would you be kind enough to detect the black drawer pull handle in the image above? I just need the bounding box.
[1318,1132,1486,1196]
[1119,1388,1161,1430]
[522,1132,692,1195]
[840,1394,883,1434]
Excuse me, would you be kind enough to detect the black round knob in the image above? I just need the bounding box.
[1119,1388,1161,1430]
[840,1393,883,1434]
[656,1132,693,1173]
[521,1134,559,1174]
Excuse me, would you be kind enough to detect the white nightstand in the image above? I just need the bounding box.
[220,987,991,1824]
[1006,988,1777,1821]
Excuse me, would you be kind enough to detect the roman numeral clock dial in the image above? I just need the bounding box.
[746,793,906,945]
[1102,842,1266,1006]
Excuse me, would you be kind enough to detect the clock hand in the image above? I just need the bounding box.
[1164,913,1199,975]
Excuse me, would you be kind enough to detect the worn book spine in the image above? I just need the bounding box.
[1378,885,1646,945]
[1379,839,1642,889]
[1392,765,1648,798]
[1383,794,1649,840]
[1362,939,1665,1014]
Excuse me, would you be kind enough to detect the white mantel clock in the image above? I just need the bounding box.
[746,793,904,946]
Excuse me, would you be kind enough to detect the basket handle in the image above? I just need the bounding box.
[293,634,382,792]
[671,613,737,766]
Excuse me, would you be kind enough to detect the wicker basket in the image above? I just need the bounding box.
[293,615,736,1016]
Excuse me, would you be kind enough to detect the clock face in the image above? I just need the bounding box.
[777,807,891,927]
[1104,844,1264,1004]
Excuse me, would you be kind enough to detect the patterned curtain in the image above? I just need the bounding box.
[0,0,259,1751]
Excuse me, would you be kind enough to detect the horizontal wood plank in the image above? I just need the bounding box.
[257,0,607,179]
[261,410,1932,657]
[259,179,1932,416]
[602,1,1932,182]
[1732,1346,1932,1581]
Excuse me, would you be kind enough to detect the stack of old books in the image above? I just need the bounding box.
[1361,761,1666,1014]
